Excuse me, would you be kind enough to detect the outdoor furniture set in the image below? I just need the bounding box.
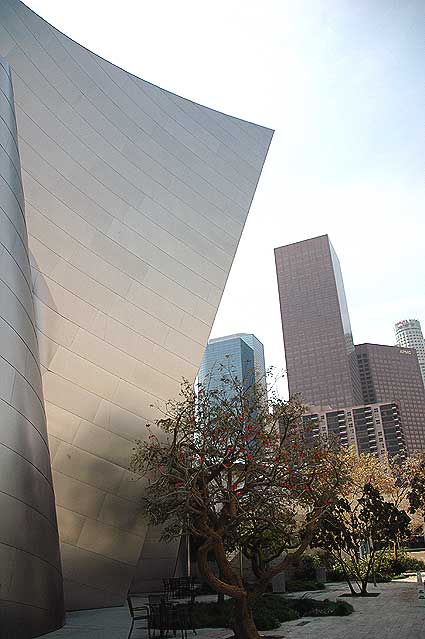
[127,577,200,639]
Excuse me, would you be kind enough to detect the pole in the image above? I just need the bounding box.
[239,548,243,581]
[186,532,191,577]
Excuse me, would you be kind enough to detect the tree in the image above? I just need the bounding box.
[312,453,411,596]
[345,450,425,559]
[342,450,419,560]
[130,370,347,639]
[408,453,425,514]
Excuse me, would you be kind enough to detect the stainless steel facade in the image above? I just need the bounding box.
[275,235,361,409]
[0,56,64,637]
[0,0,273,633]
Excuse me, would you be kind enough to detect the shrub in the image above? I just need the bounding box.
[187,597,299,630]
[325,548,425,584]
[366,573,391,583]
[189,601,233,628]
[333,601,353,617]
[376,549,425,578]
[251,608,279,630]
[259,595,300,623]
[289,597,353,617]
[185,594,352,630]
[394,554,425,573]
[288,552,328,581]
[286,580,325,592]
[325,562,348,582]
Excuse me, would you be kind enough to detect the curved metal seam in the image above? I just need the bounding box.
[2,22,249,232]
[22,163,224,303]
[29,233,209,345]
[0,440,54,493]
[22,6,258,197]
[0,395,50,453]
[26,199,214,323]
[10,67,240,251]
[16,104,233,270]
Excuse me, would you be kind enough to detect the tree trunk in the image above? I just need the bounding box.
[393,540,398,561]
[196,539,244,600]
[345,576,357,596]
[342,569,357,596]
[336,556,357,596]
[217,568,225,605]
[359,556,374,596]
[360,570,371,596]
[232,597,260,639]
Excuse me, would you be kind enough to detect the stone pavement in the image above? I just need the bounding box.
[268,579,425,639]
[44,580,425,639]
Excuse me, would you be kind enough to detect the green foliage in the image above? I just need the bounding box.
[312,483,411,594]
[288,597,353,617]
[257,595,300,623]
[408,457,425,514]
[376,549,425,577]
[186,598,298,630]
[290,553,323,580]
[326,561,347,582]
[130,373,342,554]
[130,373,347,608]
[250,609,280,631]
[326,548,425,584]
[186,595,352,631]
[401,556,425,571]
[188,600,233,628]
[286,580,324,592]
[332,600,354,616]
[313,484,410,562]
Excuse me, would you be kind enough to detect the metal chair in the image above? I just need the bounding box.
[162,580,197,635]
[147,596,187,639]
[163,577,199,604]
[127,595,149,639]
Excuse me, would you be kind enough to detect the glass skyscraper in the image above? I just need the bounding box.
[198,333,266,395]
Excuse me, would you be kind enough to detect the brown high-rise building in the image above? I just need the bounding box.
[275,235,362,408]
[302,402,406,459]
[355,343,425,453]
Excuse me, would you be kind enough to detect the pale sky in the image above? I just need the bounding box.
[25,1,424,396]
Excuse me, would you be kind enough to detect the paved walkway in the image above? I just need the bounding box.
[269,579,425,639]
[44,580,424,639]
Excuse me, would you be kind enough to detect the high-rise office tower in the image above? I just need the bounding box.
[395,319,425,387]
[275,235,362,409]
[356,344,425,453]
[302,402,406,459]
[198,333,266,394]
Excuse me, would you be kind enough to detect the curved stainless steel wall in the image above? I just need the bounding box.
[0,57,64,637]
[0,0,273,619]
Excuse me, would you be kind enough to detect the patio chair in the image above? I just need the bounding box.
[163,577,199,604]
[148,597,188,639]
[162,581,197,635]
[127,595,149,639]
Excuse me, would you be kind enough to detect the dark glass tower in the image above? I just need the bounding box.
[275,235,362,409]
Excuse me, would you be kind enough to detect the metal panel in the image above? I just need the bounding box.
[0,0,273,625]
[0,56,64,638]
